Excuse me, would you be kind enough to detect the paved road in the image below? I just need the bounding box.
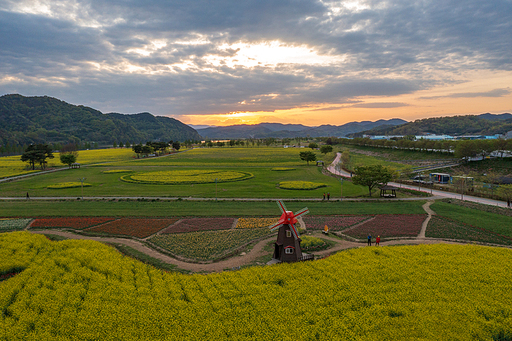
[327,152,509,208]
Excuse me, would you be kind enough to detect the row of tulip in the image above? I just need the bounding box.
[343,214,427,239]
[85,218,179,238]
[160,218,236,234]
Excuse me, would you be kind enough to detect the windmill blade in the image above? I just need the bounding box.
[277,200,287,214]
[288,223,300,240]
[268,220,283,232]
[294,207,309,218]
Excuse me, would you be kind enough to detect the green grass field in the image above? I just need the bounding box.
[0,200,427,217]
[430,200,512,237]
[0,147,371,198]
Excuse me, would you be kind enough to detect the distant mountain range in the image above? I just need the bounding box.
[196,119,408,139]
[0,94,201,146]
[350,113,512,137]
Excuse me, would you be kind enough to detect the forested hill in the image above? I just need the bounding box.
[350,114,512,137]
[0,94,201,146]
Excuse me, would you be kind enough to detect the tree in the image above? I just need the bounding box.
[60,153,77,168]
[352,165,393,196]
[497,184,512,204]
[299,151,317,165]
[454,140,478,161]
[132,144,143,158]
[320,145,333,154]
[141,145,154,157]
[308,142,318,149]
[340,150,351,170]
[21,144,54,170]
[172,141,181,150]
[59,143,79,167]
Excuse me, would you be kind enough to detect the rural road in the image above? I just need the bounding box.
[327,152,509,208]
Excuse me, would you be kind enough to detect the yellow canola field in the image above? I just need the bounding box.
[0,156,38,179]
[122,170,253,184]
[0,148,134,179]
[1,232,512,340]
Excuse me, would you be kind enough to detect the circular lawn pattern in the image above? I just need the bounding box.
[121,170,253,185]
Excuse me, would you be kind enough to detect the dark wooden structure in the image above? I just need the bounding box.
[379,185,398,198]
[268,200,310,263]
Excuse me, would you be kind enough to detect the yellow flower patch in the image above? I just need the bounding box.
[236,217,279,229]
[270,167,295,171]
[47,182,92,189]
[102,169,132,174]
[278,181,327,190]
[121,170,253,185]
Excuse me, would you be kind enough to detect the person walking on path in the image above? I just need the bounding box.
[327,192,330,201]
[26,192,29,199]
[376,235,380,246]
[323,193,326,201]
[367,234,372,246]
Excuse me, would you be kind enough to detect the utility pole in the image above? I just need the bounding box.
[78,177,86,200]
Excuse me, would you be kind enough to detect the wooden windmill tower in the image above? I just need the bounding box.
[268,200,312,263]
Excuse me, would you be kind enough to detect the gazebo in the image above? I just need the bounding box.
[379,185,399,198]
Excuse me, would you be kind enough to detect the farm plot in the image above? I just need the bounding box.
[149,228,273,260]
[159,218,235,234]
[303,215,373,231]
[235,218,278,229]
[426,216,512,245]
[0,218,32,232]
[85,218,178,238]
[342,214,426,239]
[29,217,116,230]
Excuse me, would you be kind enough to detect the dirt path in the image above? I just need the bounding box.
[418,200,435,239]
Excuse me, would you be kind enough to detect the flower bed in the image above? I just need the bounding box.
[343,214,426,239]
[426,216,512,245]
[47,182,92,189]
[270,167,295,171]
[121,170,253,185]
[278,181,327,190]
[159,218,235,234]
[303,215,373,231]
[235,217,279,229]
[0,218,32,231]
[102,170,132,174]
[149,228,272,260]
[29,217,116,230]
[300,235,331,251]
[85,218,178,238]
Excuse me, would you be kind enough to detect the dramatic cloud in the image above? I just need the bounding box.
[1,0,511,125]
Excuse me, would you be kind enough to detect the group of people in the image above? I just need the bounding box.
[322,192,330,200]
[367,234,380,246]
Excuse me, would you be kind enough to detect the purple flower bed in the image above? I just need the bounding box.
[303,215,373,231]
[159,218,235,234]
[343,214,426,239]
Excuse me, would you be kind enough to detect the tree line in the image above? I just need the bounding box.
[320,136,512,160]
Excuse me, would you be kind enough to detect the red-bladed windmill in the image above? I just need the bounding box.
[268,200,310,263]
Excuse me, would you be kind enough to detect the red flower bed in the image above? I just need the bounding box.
[160,218,235,234]
[303,215,373,231]
[85,218,179,238]
[30,217,116,230]
[343,214,426,239]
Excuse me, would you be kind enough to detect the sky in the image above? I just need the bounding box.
[1,0,512,127]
